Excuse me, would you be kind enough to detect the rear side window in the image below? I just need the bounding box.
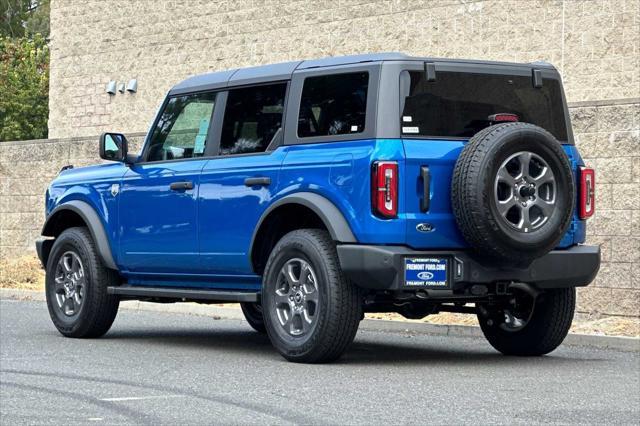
[298,72,368,138]
[401,71,568,141]
[220,83,287,156]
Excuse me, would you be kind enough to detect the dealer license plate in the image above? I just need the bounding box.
[404,258,449,288]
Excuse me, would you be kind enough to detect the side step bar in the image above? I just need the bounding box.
[107,285,259,303]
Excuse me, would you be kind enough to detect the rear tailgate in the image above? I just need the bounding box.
[403,139,467,250]
[400,63,580,250]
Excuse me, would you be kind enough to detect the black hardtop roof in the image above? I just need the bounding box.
[169,52,556,95]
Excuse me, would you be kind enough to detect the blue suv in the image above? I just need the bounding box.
[37,53,600,363]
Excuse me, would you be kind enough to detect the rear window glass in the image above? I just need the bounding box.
[400,71,568,141]
[298,72,368,138]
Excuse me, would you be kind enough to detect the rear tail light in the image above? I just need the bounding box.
[372,161,398,218]
[579,167,595,219]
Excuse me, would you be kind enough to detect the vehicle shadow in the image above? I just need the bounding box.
[101,324,605,366]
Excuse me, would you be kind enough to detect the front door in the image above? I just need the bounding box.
[198,82,288,284]
[118,91,217,275]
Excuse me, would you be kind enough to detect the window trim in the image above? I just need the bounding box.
[284,63,380,145]
[138,91,220,164]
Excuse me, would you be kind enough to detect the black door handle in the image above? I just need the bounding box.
[420,166,430,212]
[244,177,271,187]
[169,181,194,191]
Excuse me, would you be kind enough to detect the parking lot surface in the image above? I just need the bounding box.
[1,299,638,425]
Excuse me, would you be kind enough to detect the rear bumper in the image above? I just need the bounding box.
[337,244,600,291]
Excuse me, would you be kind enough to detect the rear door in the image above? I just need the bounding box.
[399,63,572,250]
[198,82,288,280]
[118,92,217,274]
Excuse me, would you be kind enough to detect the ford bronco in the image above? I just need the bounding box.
[37,53,600,363]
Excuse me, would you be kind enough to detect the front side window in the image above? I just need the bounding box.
[220,83,287,156]
[297,72,368,138]
[146,92,216,162]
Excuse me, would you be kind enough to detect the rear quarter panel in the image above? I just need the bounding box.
[279,139,407,245]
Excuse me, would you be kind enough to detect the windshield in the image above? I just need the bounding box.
[400,70,568,141]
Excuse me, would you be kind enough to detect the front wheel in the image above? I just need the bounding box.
[261,229,361,363]
[45,227,120,338]
[477,287,575,356]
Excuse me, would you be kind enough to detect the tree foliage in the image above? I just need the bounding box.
[0,0,31,38]
[0,34,49,141]
[0,0,49,141]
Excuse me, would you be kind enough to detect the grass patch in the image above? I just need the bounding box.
[0,255,45,291]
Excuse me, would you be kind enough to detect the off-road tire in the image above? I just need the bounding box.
[240,302,266,333]
[45,227,120,338]
[478,288,575,356]
[262,229,361,363]
[451,122,575,264]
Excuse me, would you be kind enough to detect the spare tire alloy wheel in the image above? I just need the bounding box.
[451,122,575,264]
[495,151,556,233]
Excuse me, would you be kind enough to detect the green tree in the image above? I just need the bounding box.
[0,0,49,141]
[24,0,48,38]
[1,0,31,38]
[1,0,49,38]
[0,34,49,141]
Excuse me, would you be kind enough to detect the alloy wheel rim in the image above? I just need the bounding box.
[54,251,85,317]
[499,308,532,332]
[494,151,557,233]
[274,258,319,337]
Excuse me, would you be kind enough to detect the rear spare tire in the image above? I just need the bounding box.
[451,122,574,264]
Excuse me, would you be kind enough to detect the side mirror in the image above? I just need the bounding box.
[99,132,129,162]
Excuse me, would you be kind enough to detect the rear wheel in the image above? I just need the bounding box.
[261,229,361,363]
[477,287,575,356]
[240,302,266,333]
[45,227,120,338]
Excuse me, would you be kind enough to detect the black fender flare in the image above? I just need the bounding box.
[42,200,118,270]
[249,192,357,264]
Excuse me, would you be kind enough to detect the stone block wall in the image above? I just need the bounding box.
[47,0,640,138]
[0,134,145,259]
[570,100,639,316]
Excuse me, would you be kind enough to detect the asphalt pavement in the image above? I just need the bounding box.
[1,298,639,425]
